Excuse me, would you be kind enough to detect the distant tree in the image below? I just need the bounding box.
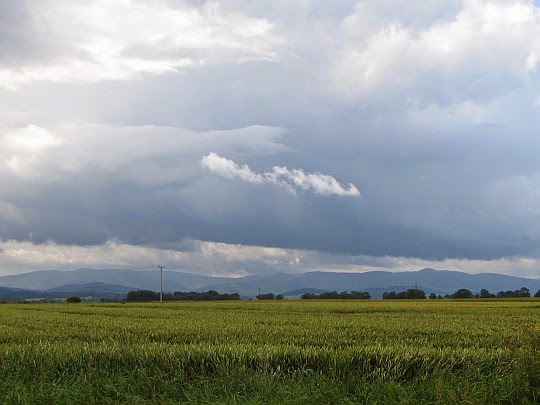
[382,289,425,299]
[301,291,370,300]
[406,289,426,299]
[495,288,530,299]
[66,296,81,303]
[256,293,275,300]
[480,289,495,299]
[275,294,284,300]
[319,291,339,299]
[171,290,240,301]
[497,290,512,298]
[428,293,437,300]
[452,289,473,299]
[127,290,159,301]
[349,291,370,299]
[535,289,540,298]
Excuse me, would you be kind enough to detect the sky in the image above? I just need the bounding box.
[1,0,540,278]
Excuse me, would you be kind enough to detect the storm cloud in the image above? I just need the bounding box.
[1,0,540,278]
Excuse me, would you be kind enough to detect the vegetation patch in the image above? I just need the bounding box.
[0,300,538,403]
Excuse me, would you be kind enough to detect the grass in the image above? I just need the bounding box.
[0,300,538,404]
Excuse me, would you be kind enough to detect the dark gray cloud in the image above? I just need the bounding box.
[0,123,537,261]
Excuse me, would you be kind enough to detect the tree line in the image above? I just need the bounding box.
[382,287,539,299]
[382,289,426,300]
[126,290,240,301]
[444,287,534,299]
[126,287,539,302]
[301,291,371,300]
[256,293,284,300]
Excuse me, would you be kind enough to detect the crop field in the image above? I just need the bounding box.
[0,300,538,404]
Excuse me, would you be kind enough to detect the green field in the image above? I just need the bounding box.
[0,300,538,404]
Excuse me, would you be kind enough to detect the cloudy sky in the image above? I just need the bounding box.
[1,0,540,278]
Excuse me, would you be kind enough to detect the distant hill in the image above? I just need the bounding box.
[0,267,539,300]
[0,268,238,293]
[44,282,133,300]
[0,286,43,301]
[46,282,133,293]
[197,269,540,298]
[0,268,188,292]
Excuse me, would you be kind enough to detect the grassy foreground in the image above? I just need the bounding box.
[0,300,538,404]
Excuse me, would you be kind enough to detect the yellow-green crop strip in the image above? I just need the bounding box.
[0,300,538,404]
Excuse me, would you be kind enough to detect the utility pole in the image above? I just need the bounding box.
[159,265,165,303]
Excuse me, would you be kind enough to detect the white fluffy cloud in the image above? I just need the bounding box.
[201,152,360,196]
[0,0,280,89]
[333,0,540,106]
[1,125,63,179]
[198,241,292,263]
[200,152,264,184]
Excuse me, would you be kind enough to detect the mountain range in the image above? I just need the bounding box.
[0,268,538,301]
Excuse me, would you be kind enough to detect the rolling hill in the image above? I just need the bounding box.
[0,267,538,300]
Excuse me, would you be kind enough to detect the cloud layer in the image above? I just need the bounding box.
[1,238,538,279]
[0,0,279,89]
[333,0,540,106]
[2,1,540,278]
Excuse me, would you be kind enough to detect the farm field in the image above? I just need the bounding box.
[0,300,538,404]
